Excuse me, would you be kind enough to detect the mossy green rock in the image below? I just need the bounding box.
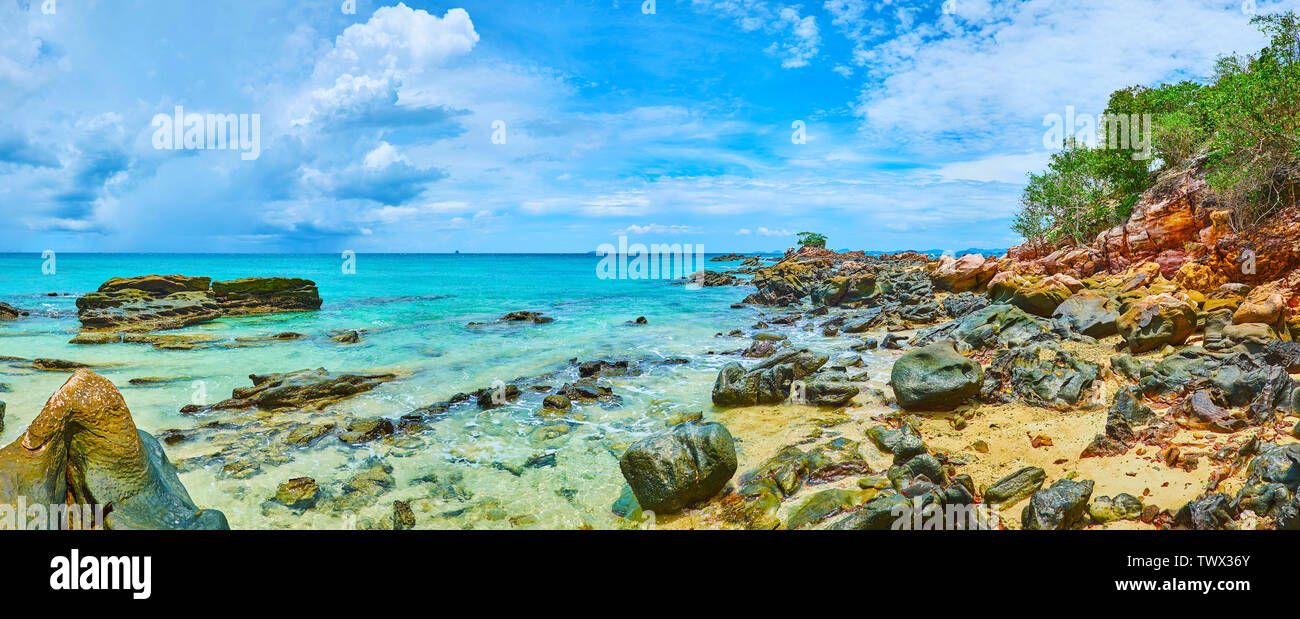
[891,340,983,411]
[619,421,737,514]
[787,488,866,529]
[984,466,1046,507]
[1089,493,1143,523]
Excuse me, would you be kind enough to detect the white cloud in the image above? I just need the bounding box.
[692,0,821,68]
[363,141,406,169]
[933,152,1051,185]
[847,0,1284,154]
[613,223,702,235]
[293,4,479,126]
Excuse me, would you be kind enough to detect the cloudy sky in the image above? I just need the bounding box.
[0,0,1292,253]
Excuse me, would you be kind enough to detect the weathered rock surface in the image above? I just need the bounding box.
[931,253,1000,293]
[1052,290,1119,338]
[712,348,828,407]
[891,340,983,411]
[76,274,322,332]
[204,368,399,412]
[0,302,30,320]
[1116,294,1197,353]
[1022,479,1095,530]
[618,421,737,514]
[0,370,228,529]
[980,344,1100,408]
[912,304,1055,352]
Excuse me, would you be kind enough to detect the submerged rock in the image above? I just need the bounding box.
[0,370,228,529]
[275,477,322,509]
[206,368,398,412]
[618,421,738,514]
[891,340,983,411]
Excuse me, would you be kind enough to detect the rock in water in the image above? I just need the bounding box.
[0,400,5,434]
[76,274,323,332]
[891,340,983,411]
[0,302,30,320]
[0,370,228,529]
[206,368,399,412]
[619,422,737,514]
[211,277,323,314]
[1022,479,1094,530]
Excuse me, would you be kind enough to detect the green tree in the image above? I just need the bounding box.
[796,232,827,248]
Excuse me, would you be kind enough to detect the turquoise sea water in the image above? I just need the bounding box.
[0,253,876,529]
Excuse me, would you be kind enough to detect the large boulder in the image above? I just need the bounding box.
[0,302,30,320]
[1052,290,1119,338]
[76,274,323,332]
[1234,281,1287,328]
[810,274,879,307]
[1116,294,1197,353]
[891,340,984,411]
[802,370,860,407]
[0,370,228,529]
[912,304,1055,352]
[76,275,222,332]
[712,349,828,407]
[1022,479,1095,530]
[988,272,1078,317]
[618,422,738,514]
[931,254,999,293]
[212,277,323,315]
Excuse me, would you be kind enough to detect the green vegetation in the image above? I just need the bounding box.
[1013,11,1299,249]
[797,232,828,248]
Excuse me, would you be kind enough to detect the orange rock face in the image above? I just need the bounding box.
[1096,167,1211,273]
[1172,262,1225,293]
[931,253,1000,292]
[1234,281,1287,326]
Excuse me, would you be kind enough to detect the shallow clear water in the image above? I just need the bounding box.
[0,253,877,529]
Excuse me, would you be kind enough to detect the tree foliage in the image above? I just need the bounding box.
[1012,11,1299,247]
[796,232,827,248]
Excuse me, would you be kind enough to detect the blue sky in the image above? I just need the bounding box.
[0,0,1293,253]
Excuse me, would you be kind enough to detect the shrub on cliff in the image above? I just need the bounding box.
[1012,11,1299,246]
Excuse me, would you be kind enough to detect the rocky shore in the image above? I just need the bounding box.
[615,165,1300,530]
[2,173,1297,530]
